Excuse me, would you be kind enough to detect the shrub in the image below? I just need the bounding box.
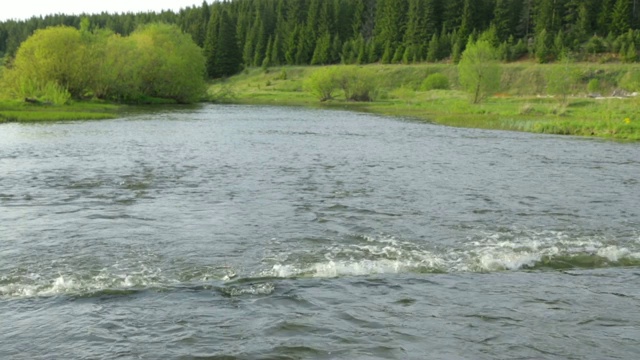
[546,55,580,105]
[585,36,607,54]
[41,82,72,105]
[587,79,601,94]
[304,68,339,101]
[420,73,450,91]
[336,67,378,101]
[619,70,640,92]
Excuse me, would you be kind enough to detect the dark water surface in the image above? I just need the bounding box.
[1,105,639,359]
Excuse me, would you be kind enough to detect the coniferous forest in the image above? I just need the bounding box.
[1,0,640,80]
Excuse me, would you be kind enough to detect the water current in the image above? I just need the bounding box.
[1,105,639,359]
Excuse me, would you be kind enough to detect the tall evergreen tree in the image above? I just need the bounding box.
[213,9,242,78]
[203,4,221,78]
[597,0,617,35]
[493,0,518,42]
[374,0,408,58]
[611,0,632,35]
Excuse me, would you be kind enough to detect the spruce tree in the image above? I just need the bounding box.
[311,31,331,65]
[597,0,617,35]
[624,41,638,62]
[203,5,221,78]
[215,10,242,77]
[535,29,552,63]
[427,34,439,62]
[611,0,632,35]
[493,0,517,42]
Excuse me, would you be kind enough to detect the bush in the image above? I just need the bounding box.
[305,66,378,102]
[336,67,378,101]
[546,55,580,104]
[587,79,601,94]
[304,68,339,101]
[619,70,640,92]
[585,36,607,54]
[2,23,206,104]
[420,73,450,91]
[41,82,72,105]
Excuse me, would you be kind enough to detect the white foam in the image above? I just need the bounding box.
[225,283,275,296]
[267,231,640,277]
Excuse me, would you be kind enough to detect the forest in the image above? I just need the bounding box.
[1,0,640,82]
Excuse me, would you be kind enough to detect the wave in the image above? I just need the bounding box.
[0,265,240,300]
[3,231,639,300]
[263,232,640,278]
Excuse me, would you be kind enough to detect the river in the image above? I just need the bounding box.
[1,105,639,359]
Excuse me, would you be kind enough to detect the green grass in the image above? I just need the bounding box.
[0,100,120,123]
[208,64,640,141]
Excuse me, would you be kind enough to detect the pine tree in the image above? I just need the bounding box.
[271,34,282,65]
[427,33,439,62]
[493,0,518,42]
[624,41,638,62]
[203,4,221,78]
[443,0,465,33]
[597,0,617,35]
[311,31,331,65]
[458,0,478,42]
[611,0,632,35]
[535,28,552,63]
[374,0,408,56]
[262,36,273,69]
[392,44,405,63]
[216,10,242,77]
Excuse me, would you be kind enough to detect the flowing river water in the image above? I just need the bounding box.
[1,105,639,359]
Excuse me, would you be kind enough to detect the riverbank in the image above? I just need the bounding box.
[0,100,120,123]
[208,64,640,141]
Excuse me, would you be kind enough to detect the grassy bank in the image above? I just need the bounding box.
[208,63,640,141]
[0,100,121,123]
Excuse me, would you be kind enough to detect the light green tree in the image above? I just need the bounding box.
[458,40,501,103]
[93,34,143,101]
[129,23,206,103]
[304,67,339,101]
[4,23,206,104]
[6,26,85,98]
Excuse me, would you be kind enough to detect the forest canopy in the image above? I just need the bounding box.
[1,22,206,104]
[0,0,639,83]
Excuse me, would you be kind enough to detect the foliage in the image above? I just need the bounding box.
[335,67,378,101]
[3,26,85,98]
[458,40,501,103]
[207,63,640,140]
[619,69,640,92]
[304,66,378,102]
[420,73,450,91]
[130,23,206,103]
[1,23,206,104]
[546,54,581,104]
[587,79,601,94]
[1,0,640,74]
[304,67,339,101]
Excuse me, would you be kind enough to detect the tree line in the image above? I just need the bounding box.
[1,0,640,80]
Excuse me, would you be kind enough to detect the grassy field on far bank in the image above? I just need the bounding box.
[208,63,640,141]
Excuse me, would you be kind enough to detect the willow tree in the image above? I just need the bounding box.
[127,23,206,103]
[4,23,206,104]
[458,39,501,104]
[4,26,86,99]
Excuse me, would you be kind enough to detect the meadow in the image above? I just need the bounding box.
[208,63,640,141]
